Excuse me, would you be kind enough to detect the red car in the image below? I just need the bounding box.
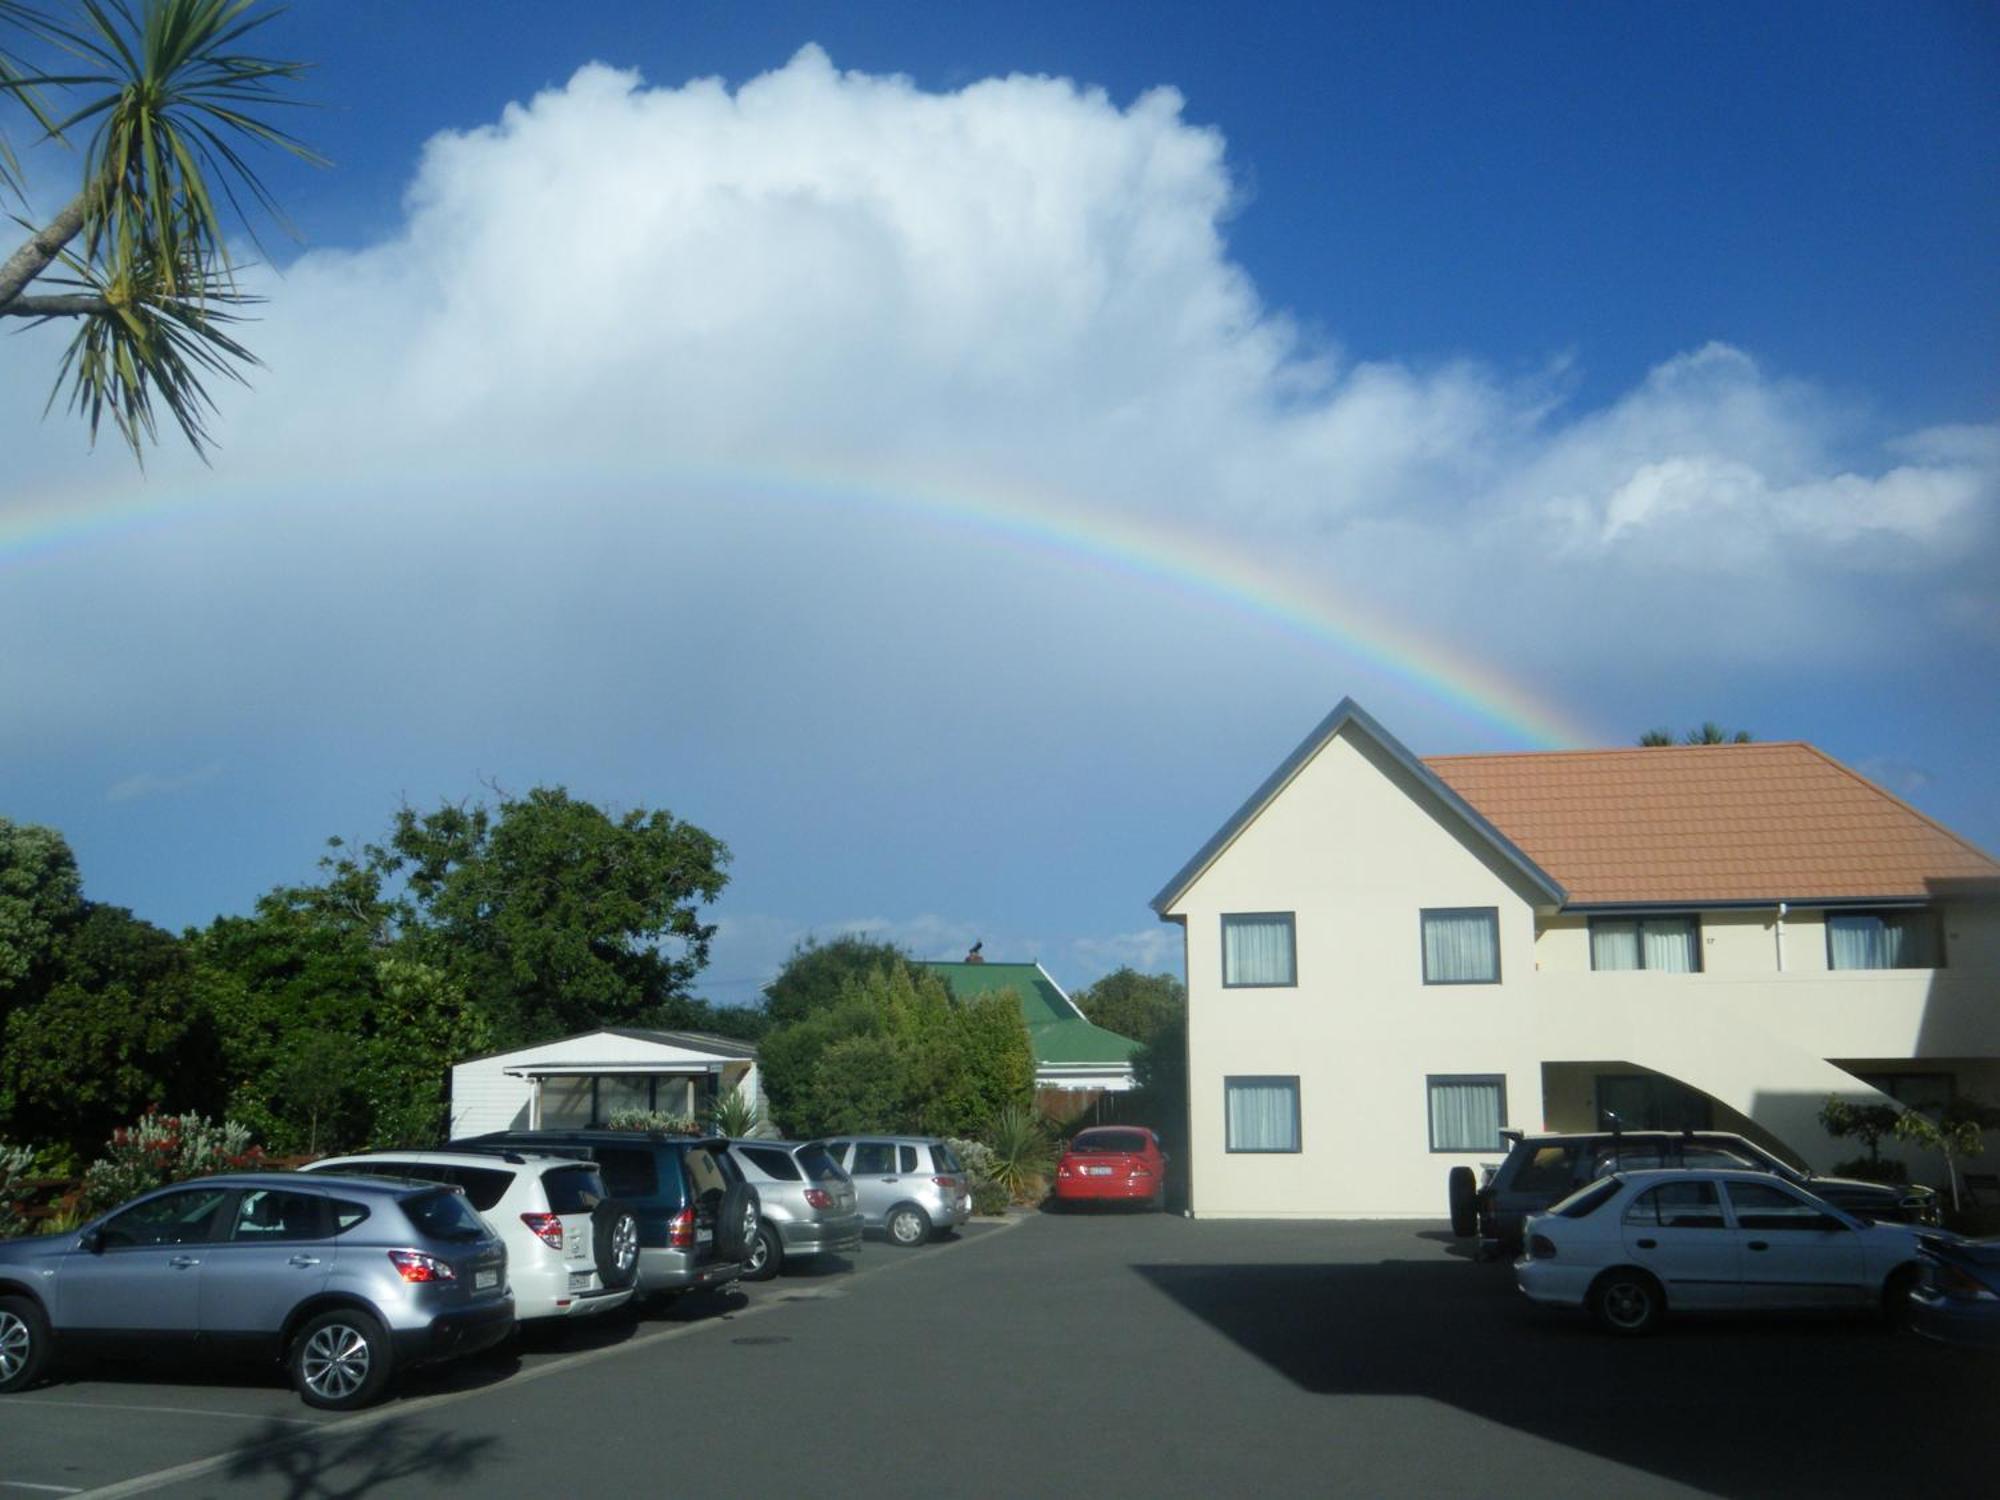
[1053,1127,1168,1210]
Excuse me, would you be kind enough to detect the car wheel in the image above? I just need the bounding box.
[290,1308,395,1410]
[887,1204,932,1247]
[1591,1270,1664,1336]
[0,1295,53,1394]
[592,1201,640,1290]
[1447,1166,1479,1238]
[1881,1265,1919,1330]
[716,1182,759,1263]
[744,1221,783,1281]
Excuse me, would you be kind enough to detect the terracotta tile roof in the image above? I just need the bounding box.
[1421,742,2000,906]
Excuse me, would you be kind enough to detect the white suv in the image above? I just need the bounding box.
[303,1150,639,1325]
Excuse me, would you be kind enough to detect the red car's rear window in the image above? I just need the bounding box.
[1071,1130,1150,1154]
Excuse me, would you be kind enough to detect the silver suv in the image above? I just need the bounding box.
[825,1137,971,1246]
[725,1140,863,1279]
[302,1150,638,1326]
[0,1173,512,1409]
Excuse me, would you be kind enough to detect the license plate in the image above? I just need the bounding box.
[1086,1165,1113,1176]
[475,1269,499,1290]
[568,1270,590,1289]
[697,1228,713,1245]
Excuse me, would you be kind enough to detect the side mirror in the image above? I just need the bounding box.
[78,1227,105,1254]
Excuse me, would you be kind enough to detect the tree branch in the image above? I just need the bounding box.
[0,292,112,317]
[0,189,89,309]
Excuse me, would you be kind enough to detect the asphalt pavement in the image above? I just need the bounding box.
[0,1212,1987,1499]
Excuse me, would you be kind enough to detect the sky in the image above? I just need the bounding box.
[2,1,1996,1006]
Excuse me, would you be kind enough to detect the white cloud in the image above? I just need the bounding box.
[5,46,1996,974]
[105,764,223,804]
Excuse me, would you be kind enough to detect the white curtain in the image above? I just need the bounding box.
[1829,912,1937,970]
[1226,1079,1299,1151]
[1591,920,1640,971]
[1642,918,1698,973]
[1430,1080,1502,1151]
[1423,910,1498,982]
[1224,915,1295,985]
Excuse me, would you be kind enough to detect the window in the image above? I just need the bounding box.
[1224,1077,1300,1153]
[931,1143,964,1174]
[1827,909,1941,970]
[541,1166,609,1214]
[595,1147,658,1198]
[1512,1144,1584,1195]
[1222,913,1296,988]
[851,1143,896,1175]
[1427,1075,1507,1152]
[403,1190,486,1241]
[230,1190,326,1242]
[1550,1179,1621,1219]
[798,1145,845,1183]
[1421,908,1500,984]
[1622,1181,1725,1229]
[99,1187,232,1248]
[898,1145,920,1173]
[1724,1180,1843,1232]
[742,1146,802,1182]
[1589,916,1700,972]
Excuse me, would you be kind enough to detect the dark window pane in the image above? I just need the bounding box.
[230,1189,327,1242]
[595,1148,659,1199]
[101,1188,232,1247]
[743,1146,802,1182]
[1071,1131,1149,1155]
[404,1190,485,1241]
[1511,1145,1582,1195]
[898,1145,920,1173]
[851,1143,895,1175]
[1551,1179,1621,1219]
[541,1166,609,1214]
[931,1143,964,1174]
[796,1145,845,1183]
[685,1148,728,1202]
[329,1200,370,1235]
[1726,1180,1829,1230]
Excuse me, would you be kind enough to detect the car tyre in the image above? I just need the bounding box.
[290,1308,395,1410]
[1590,1269,1664,1336]
[744,1220,783,1281]
[592,1200,640,1290]
[0,1294,53,1394]
[1447,1166,1479,1238]
[887,1203,932,1247]
[716,1182,759,1263]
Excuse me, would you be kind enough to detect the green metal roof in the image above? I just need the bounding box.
[920,961,1139,1069]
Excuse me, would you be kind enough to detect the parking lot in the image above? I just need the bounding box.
[1,1212,1984,1499]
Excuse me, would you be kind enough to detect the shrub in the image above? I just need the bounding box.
[971,1179,1011,1216]
[80,1109,264,1214]
[0,1142,35,1239]
[710,1092,771,1139]
[605,1109,699,1135]
[1832,1155,1908,1184]
[945,1137,998,1187]
[984,1103,1053,1204]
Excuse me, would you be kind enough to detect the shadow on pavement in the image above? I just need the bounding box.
[224,1415,496,1499]
[1133,1256,1988,1499]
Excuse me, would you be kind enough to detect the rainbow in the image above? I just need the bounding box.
[1,452,1599,748]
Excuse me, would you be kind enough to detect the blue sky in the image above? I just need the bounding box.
[3,1,1995,1004]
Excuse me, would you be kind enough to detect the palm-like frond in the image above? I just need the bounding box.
[42,0,323,293]
[38,240,259,458]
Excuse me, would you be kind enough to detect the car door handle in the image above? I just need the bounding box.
[882,1177,899,1183]
[1635,1238,1657,1250]
[1746,1241,1769,1252]
[288,1254,322,1268]
[168,1255,200,1269]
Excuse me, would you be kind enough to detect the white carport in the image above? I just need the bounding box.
[449,1028,761,1138]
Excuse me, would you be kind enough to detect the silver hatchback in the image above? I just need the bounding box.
[825,1137,972,1246]
[0,1172,512,1409]
[725,1140,863,1279]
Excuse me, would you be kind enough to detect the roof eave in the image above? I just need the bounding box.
[1150,697,1568,915]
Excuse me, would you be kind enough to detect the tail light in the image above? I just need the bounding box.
[1932,1263,1996,1301]
[931,1176,958,1188]
[667,1206,696,1249]
[1129,1162,1153,1177]
[388,1250,456,1283]
[803,1188,833,1210]
[1058,1162,1073,1178]
[519,1212,564,1251]
[1528,1234,1557,1260]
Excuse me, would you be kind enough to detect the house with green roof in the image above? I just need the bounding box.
[919,957,1140,1099]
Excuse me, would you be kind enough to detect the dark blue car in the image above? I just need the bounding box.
[1909,1234,2000,1351]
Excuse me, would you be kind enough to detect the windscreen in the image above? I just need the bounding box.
[742,1146,802,1182]
[1549,1178,1622,1219]
[797,1144,845,1183]
[931,1142,964,1174]
[542,1166,609,1215]
[403,1189,486,1241]
[1071,1130,1149,1155]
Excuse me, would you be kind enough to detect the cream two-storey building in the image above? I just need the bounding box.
[1153,699,2000,1218]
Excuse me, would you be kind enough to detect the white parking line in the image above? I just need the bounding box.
[13,1399,319,1426]
[2,1482,86,1494]
[76,1214,1031,1500]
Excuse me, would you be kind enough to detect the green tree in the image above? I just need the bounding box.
[760,963,1033,1140]
[1128,1011,1188,1160]
[0,0,321,457]
[761,934,917,1030]
[1072,966,1185,1049]
[0,903,222,1156]
[373,786,731,1046]
[1639,723,1755,746]
[0,816,83,1004]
